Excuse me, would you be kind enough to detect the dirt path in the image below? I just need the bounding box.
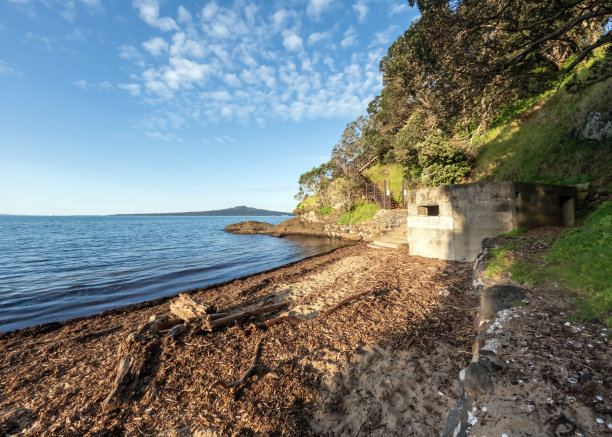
[0,244,476,436]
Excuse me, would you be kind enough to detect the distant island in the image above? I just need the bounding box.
[113,205,293,217]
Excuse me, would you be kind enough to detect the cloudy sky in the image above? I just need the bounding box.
[0,0,417,214]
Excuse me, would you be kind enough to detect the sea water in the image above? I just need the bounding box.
[0,215,346,332]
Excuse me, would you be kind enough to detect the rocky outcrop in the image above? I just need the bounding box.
[579,111,612,143]
[224,217,328,238]
[225,209,408,241]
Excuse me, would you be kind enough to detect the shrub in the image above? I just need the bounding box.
[316,206,333,215]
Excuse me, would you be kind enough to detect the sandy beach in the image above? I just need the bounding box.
[0,244,476,435]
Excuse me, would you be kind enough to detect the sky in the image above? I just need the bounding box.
[0,0,418,215]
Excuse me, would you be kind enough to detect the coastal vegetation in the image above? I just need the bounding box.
[297,0,611,209]
[295,0,611,325]
[485,202,612,327]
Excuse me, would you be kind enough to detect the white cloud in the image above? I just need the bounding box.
[389,3,409,16]
[73,79,88,89]
[119,44,142,61]
[341,26,357,48]
[368,25,399,48]
[118,83,141,96]
[98,81,113,89]
[170,33,206,59]
[116,3,385,133]
[222,73,241,87]
[308,31,330,46]
[177,5,192,23]
[210,90,231,101]
[353,1,368,23]
[133,0,178,32]
[201,2,248,39]
[61,0,77,22]
[0,60,22,76]
[307,0,333,19]
[271,9,289,31]
[282,31,303,52]
[143,37,168,56]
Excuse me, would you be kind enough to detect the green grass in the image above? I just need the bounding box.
[316,206,334,215]
[487,203,612,326]
[541,202,612,324]
[337,202,380,225]
[500,227,528,237]
[362,164,405,202]
[472,53,612,186]
[295,194,319,211]
[486,239,535,284]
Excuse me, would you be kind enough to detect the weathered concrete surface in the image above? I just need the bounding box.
[406,182,576,262]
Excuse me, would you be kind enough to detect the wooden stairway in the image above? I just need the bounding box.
[343,154,400,210]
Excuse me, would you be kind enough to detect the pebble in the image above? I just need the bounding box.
[438,391,444,397]
[565,322,571,326]
[596,396,603,401]
[596,418,604,424]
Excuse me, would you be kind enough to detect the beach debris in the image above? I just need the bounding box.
[170,293,217,322]
[210,337,264,391]
[203,302,288,331]
[319,287,382,319]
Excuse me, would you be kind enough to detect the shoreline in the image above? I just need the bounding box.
[0,243,476,435]
[0,242,354,338]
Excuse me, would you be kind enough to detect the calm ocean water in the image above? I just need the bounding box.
[0,215,346,332]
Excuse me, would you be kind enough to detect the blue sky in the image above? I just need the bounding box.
[0,0,417,215]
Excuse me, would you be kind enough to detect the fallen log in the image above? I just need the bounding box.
[211,337,263,390]
[265,315,303,328]
[319,289,379,319]
[170,293,216,322]
[204,302,288,331]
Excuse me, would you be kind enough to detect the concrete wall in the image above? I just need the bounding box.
[405,182,576,262]
[406,186,455,260]
[450,182,516,262]
[514,182,576,228]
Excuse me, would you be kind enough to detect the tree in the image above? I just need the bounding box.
[331,116,369,171]
[294,161,334,202]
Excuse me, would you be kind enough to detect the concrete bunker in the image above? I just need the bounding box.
[405,182,577,261]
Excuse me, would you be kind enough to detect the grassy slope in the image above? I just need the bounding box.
[486,203,612,327]
[472,67,612,186]
[363,163,405,202]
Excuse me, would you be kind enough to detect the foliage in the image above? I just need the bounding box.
[337,202,380,225]
[295,194,319,211]
[362,164,405,202]
[472,63,612,185]
[565,46,612,94]
[316,206,333,215]
[542,202,612,322]
[331,116,370,171]
[414,133,471,187]
[295,162,334,202]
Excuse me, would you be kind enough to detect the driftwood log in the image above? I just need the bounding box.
[204,302,288,331]
[169,293,216,322]
[102,313,178,412]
